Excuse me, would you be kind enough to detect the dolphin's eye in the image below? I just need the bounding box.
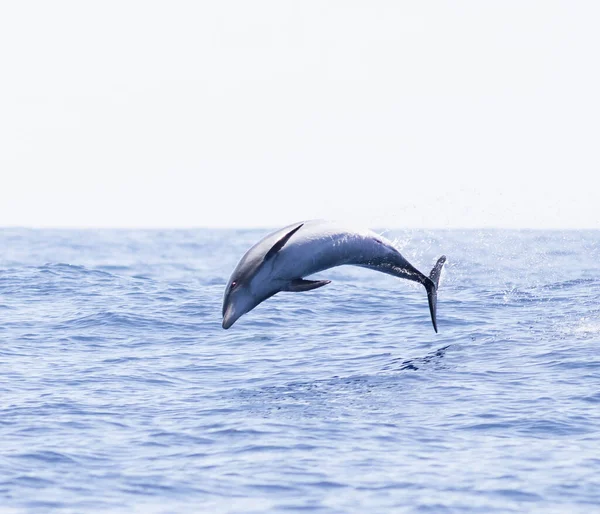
[231,281,237,289]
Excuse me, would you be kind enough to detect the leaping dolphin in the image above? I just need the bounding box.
[222,220,446,331]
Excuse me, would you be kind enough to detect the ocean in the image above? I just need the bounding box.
[1,227,599,513]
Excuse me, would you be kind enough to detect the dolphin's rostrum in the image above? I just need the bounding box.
[222,220,446,331]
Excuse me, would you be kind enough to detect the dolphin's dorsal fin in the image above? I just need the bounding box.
[264,223,304,261]
[282,278,331,292]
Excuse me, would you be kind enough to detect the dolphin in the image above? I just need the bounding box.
[222,220,446,331]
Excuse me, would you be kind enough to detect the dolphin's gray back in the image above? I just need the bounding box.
[231,219,425,286]
[272,220,424,282]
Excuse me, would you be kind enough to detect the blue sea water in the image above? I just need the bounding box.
[1,227,599,513]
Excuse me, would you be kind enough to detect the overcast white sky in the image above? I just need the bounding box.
[1,1,599,229]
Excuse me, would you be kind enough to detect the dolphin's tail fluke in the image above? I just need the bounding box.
[423,255,447,333]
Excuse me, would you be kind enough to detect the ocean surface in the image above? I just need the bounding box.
[1,227,599,513]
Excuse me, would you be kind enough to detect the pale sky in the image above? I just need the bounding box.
[1,1,599,229]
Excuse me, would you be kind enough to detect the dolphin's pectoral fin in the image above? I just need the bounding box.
[282,278,331,292]
[264,223,304,261]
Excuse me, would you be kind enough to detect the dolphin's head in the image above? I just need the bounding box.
[222,223,305,329]
[221,257,279,329]
[222,277,255,329]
